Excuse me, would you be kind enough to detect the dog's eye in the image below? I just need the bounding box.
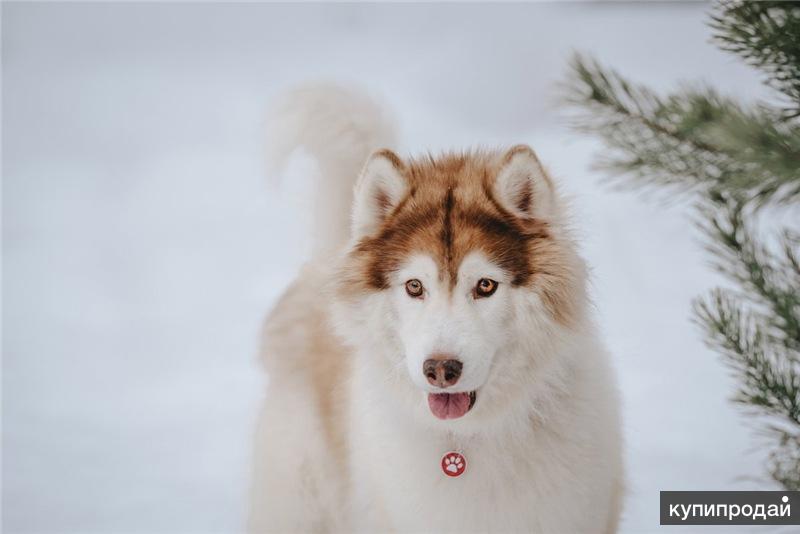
[475,278,498,298]
[405,279,424,298]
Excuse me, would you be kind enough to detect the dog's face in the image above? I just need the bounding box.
[391,251,509,397]
[333,146,585,431]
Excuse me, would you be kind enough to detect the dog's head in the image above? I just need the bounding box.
[332,146,586,433]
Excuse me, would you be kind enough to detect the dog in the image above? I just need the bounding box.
[249,85,623,533]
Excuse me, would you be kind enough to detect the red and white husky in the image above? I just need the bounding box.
[249,85,623,533]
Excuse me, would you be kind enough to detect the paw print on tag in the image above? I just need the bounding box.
[441,452,466,477]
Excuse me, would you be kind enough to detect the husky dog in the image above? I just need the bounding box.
[250,85,623,533]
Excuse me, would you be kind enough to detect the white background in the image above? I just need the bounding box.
[3,3,784,533]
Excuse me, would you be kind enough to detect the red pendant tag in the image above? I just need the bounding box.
[441,451,466,477]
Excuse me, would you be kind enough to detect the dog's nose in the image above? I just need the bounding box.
[423,356,463,388]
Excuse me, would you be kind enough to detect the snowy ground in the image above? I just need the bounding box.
[2,3,786,533]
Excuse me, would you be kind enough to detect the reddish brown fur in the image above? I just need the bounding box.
[340,150,581,326]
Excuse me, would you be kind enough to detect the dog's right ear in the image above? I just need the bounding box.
[351,149,408,239]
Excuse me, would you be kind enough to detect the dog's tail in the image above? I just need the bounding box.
[266,84,397,257]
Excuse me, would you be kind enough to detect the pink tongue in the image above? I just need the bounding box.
[428,393,471,419]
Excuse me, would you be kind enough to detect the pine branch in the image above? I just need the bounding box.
[689,196,800,490]
[710,1,800,120]
[769,433,800,490]
[694,289,800,490]
[567,55,800,206]
[697,195,800,353]
[694,289,800,424]
[565,1,800,490]
[785,229,800,286]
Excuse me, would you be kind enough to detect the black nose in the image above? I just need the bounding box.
[423,357,463,388]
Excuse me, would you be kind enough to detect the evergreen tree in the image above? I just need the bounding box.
[566,0,800,490]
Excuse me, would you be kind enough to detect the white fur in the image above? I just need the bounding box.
[251,85,624,533]
[393,252,508,396]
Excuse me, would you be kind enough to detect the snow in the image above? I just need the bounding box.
[2,3,783,533]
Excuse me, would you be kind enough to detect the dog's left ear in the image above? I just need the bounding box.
[494,145,555,220]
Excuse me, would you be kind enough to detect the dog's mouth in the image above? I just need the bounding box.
[427,391,477,420]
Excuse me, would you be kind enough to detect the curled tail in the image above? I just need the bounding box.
[266,84,397,256]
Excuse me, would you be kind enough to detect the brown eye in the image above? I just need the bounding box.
[475,278,498,298]
[405,279,424,298]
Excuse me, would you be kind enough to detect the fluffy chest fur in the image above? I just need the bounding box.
[251,264,622,534]
[344,312,622,534]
